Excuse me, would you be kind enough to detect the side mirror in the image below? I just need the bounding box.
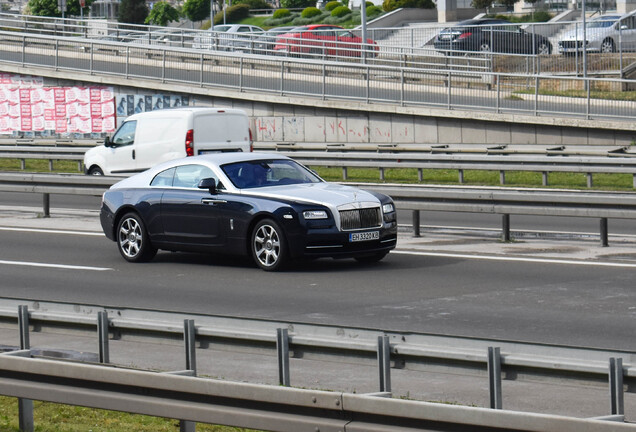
[104,136,113,147]
[198,177,217,194]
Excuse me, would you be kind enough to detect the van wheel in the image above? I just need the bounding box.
[88,166,104,175]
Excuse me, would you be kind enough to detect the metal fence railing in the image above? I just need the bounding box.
[0,298,633,429]
[4,12,636,77]
[1,30,635,122]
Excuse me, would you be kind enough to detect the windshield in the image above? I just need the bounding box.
[222,159,322,189]
[588,19,618,28]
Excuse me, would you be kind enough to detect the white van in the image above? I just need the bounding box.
[84,107,252,175]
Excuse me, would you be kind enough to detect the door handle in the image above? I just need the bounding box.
[132,149,136,160]
[202,198,227,205]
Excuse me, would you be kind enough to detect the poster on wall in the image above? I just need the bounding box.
[0,74,116,136]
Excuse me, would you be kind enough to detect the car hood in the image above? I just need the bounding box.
[243,182,381,208]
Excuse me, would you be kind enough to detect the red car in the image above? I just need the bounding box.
[273,24,378,58]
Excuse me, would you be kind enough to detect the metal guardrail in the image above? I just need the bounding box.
[0,299,634,430]
[0,172,635,244]
[1,29,636,121]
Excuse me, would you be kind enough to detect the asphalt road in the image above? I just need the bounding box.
[1,218,635,352]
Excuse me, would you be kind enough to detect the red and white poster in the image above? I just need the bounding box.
[0,75,115,135]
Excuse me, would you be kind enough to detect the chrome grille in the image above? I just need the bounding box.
[339,207,381,231]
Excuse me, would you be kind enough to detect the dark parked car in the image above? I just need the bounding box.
[433,19,552,55]
[100,153,397,271]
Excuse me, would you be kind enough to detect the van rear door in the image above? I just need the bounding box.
[194,112,250,154]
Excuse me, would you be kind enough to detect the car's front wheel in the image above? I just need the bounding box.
[88,166,104,175]
[117,212,157,263]
[251,219,287,271]
[601,38,615,53]
[479,41,492,52]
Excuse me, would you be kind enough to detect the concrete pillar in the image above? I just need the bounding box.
[617,0,636,13]
[437,0,457,23]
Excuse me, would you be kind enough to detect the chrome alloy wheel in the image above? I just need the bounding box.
[118,216,143,259]
[253,223,281,268]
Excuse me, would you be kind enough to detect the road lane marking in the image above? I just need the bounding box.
[0,227,102,236]
[0,260,112,271]
[393,250,636,268]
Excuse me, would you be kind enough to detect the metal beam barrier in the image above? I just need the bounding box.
[0,355,634,432]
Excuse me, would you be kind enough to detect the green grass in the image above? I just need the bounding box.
[310,166,636,191]
[2,159,634,191]
[0,396,258,432]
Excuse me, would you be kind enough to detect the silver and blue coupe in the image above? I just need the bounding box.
[100,153,398,271]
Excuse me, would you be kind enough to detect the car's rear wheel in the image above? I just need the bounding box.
[251,219,287,271]
[117,212,157,263]
[601,38,615,53]
[355,252,388,263]
[537,41,552,55]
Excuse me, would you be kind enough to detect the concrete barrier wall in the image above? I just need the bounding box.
[5,69,636,147]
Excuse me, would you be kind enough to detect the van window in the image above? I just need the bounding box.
[111,121,137,147]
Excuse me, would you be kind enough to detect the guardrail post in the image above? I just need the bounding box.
[97,311,109,364]
[458,169,464,184]
[609,357,624,416]
[417,168,423,182]
[377,335,391,393]
[501,214,511,242]
[184,319,197,374]
[18,305,34,432]
[499,170,505,185]
[342,167,348,180]
[600,218,609,247]
[587,173,593,188]
[412,210,421,237]
[379,167,385,181]
[277,328,290,387]
[488,347,502,410]
[42,193,50,218]
[181,319,197,432]
[542,172,548,186]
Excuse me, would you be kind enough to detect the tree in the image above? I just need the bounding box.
[280,0,315,9]
[182,0,210,23]
[28,0,60,17]
[145,1,180,26]
[65,0,94,16]
[470,0,490,11]
[118,0,149,24]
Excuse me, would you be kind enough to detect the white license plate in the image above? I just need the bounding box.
[349,231,379,242]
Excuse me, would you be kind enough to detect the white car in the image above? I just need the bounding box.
[193,25,264,51]
[558,12,636,54]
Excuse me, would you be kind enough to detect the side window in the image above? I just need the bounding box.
[150,168,175,187]
[111,120,137,147]
[173,165,219,189]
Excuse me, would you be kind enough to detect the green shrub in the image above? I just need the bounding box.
[301,6,321,17]
[280,0,316,8]
[272,7,291,18]
[234,0,272,8]
[331,5,350,17]
[263,12,298,25]
[322,13,351,23]
[213,3,250,24]
[382,0,433,11]
[366,4,382,16]
[325,1,342,11]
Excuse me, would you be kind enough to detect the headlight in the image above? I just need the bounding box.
[382,203,395,213]
[303,210,328,220]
